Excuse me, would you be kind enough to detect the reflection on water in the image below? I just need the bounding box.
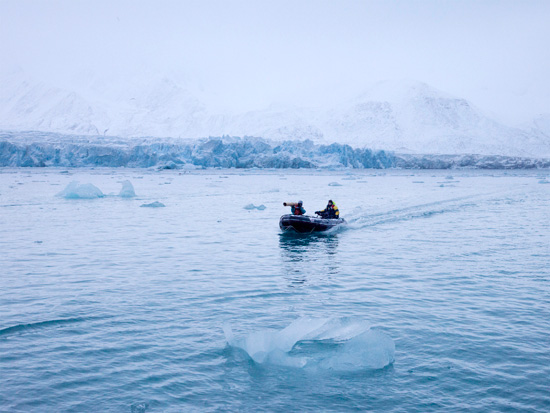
[278,232,340,286]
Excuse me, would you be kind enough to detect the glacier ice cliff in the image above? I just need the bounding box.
[1,131,549,170]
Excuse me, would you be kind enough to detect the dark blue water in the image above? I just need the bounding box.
[1,168,549,412]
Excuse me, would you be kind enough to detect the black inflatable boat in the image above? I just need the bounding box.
[279,214,346,233]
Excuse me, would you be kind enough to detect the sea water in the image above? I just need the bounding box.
[0,168,549,412]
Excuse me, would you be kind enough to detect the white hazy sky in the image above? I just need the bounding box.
[1,0,549,124]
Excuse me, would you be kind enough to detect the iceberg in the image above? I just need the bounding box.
[57,181,104,199]
[119,180,136,197]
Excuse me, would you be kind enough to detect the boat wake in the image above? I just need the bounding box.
[344,194,494,230]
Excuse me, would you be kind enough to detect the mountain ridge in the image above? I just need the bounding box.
[1,71,549,157]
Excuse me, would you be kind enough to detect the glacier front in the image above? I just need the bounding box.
[1,131,549,170]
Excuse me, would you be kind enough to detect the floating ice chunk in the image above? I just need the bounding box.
[130,402,149,413]
[57,181,104,199]
[318,329,396,371]
[140,201,165,208]
[224,317,394,371]
[119,180,136,198]
[244,204,266,210]
[328,182,342,186]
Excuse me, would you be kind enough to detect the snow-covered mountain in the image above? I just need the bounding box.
[1,70,549,157]
[0,69,106,135]
[315,80,550,156]
[521,113,550,142]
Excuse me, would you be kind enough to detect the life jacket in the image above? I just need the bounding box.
[326,204,338,218]
[293,206,304,215]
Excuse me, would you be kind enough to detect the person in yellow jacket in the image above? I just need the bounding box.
[315,200,339,219]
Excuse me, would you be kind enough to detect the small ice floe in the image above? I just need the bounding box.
[119,180,136,198]
[244,203,267,210]
[140,201,165,208]
[412,181,424,184]
[224,317,395,371]
[328,182,342,186]
[538,178,550,184]
[57,181,104,199]
[130,402,149,413]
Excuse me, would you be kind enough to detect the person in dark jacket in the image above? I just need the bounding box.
[316,200,339,219]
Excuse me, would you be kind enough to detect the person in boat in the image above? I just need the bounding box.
[284,200,306,215]
[316,200,339,219]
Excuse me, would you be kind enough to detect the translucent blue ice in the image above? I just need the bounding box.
[119,180,136,198]
[243,204,267,210]
[56,181,104,199]
[140,201,165,208]
[224,317,395,371]
[3,132,548,169]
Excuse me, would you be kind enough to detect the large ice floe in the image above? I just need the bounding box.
[224,317,395,371]
[57,180,138,199]
[56,181,104,199]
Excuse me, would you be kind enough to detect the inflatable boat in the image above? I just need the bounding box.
[279,214,346,233]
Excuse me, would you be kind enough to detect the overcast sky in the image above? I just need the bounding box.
[1,0,549,123]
